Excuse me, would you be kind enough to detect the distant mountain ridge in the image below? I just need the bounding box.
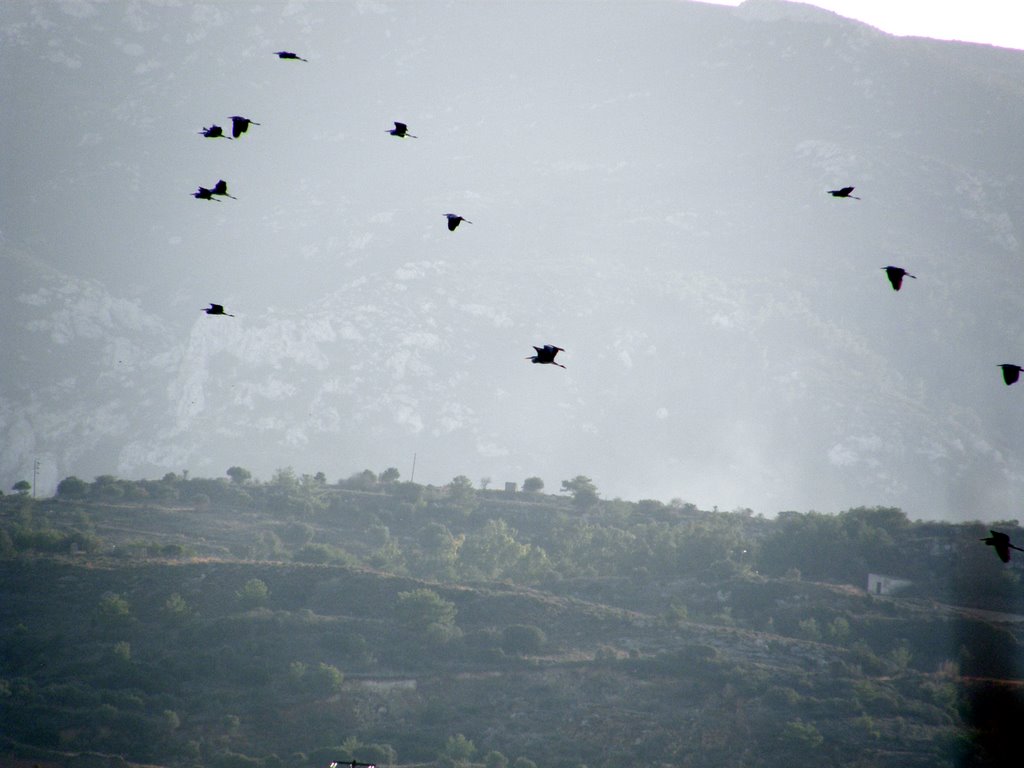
[3,1,1024,519]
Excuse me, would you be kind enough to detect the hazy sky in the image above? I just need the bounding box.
[707,0,1024,50]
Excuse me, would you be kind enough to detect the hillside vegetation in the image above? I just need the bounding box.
[2,470,1023,768]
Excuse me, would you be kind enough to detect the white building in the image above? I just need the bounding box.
[867,573,912,596]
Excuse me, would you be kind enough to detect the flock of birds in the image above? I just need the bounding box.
[827,185,1024,562]
[825,186,1024,393]
[191,52,507,355]
[186,51,1024,562]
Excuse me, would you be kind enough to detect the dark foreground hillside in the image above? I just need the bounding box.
[2,474,1023,768]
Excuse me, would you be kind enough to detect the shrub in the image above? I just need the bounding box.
[502,624,546,656]
[236,578,269,608]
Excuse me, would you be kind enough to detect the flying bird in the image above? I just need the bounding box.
[980,530,1024,563]
[527,344,566,369]
[211,179,236,199]
[882,266,916,291]
[444,213,472,231]
[274,51,307,61]
[192,186,220,201]
[229,115,260,138]
[202,303,234,317]
[199,125,230,139]
[828,186,860,199]
[387,121,417,138]
[998,364,1024,386]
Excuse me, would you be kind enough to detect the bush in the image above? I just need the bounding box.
[522,477,544,494]
[781,719,823,750]
[502,624,546,655]
[237,578,269,608]
[309,662,344,695]
[396,589,457,630]
[56,476,89,498]
[98,593,132,620]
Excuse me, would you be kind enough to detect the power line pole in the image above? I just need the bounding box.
[32,458,39,498]
[410,452,417,483]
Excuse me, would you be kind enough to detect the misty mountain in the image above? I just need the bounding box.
[3,0,1024,519]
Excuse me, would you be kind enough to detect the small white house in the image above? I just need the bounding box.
[867,573,912,596]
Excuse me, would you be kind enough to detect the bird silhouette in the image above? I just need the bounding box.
[192,186,220,201]
[202,303,234,317]
[199,125,230,139]
[527,345,566,369]
[998,364,1024,385]
[387,121,417,138]
[882,266,916,291]
[444,213,472,231]
[980,530,1024,563]
[211,180,237,199]
[828,186,860,199]
[229,116,260,138]
[274,51,307,61]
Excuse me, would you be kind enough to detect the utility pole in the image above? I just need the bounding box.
[410,452,417,483]
[32,458,39,498]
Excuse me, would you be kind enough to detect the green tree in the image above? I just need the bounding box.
[361,744,397,766]
[390,481,424,505]
[162,709,181,733]
[438,734,476,767]
[99,592,132,620]
[459,519,530,580]
[798,618,821,641]
[112,640,131,662]
[56,475,88,499]
[346,469,378,491]
[396,588,457,631]
[12,480,31,496]
[781,719,824,750]
[237,578,269,608]
[92,474,124,501]
[163,592,192,621]
[287,661,308,691]
[561,476,599,509]
[310,662,345,695]
[447,475,476,508]
[415,522,463,577]
[369,537,406,573]
[380,467,401,484]
[502,624,546,655]
[828,616,851,643]
[226,466,252,484]
[890,639,913,671]
[282,521,315,546]
[483,752,509,768]
[522,476,544,493]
